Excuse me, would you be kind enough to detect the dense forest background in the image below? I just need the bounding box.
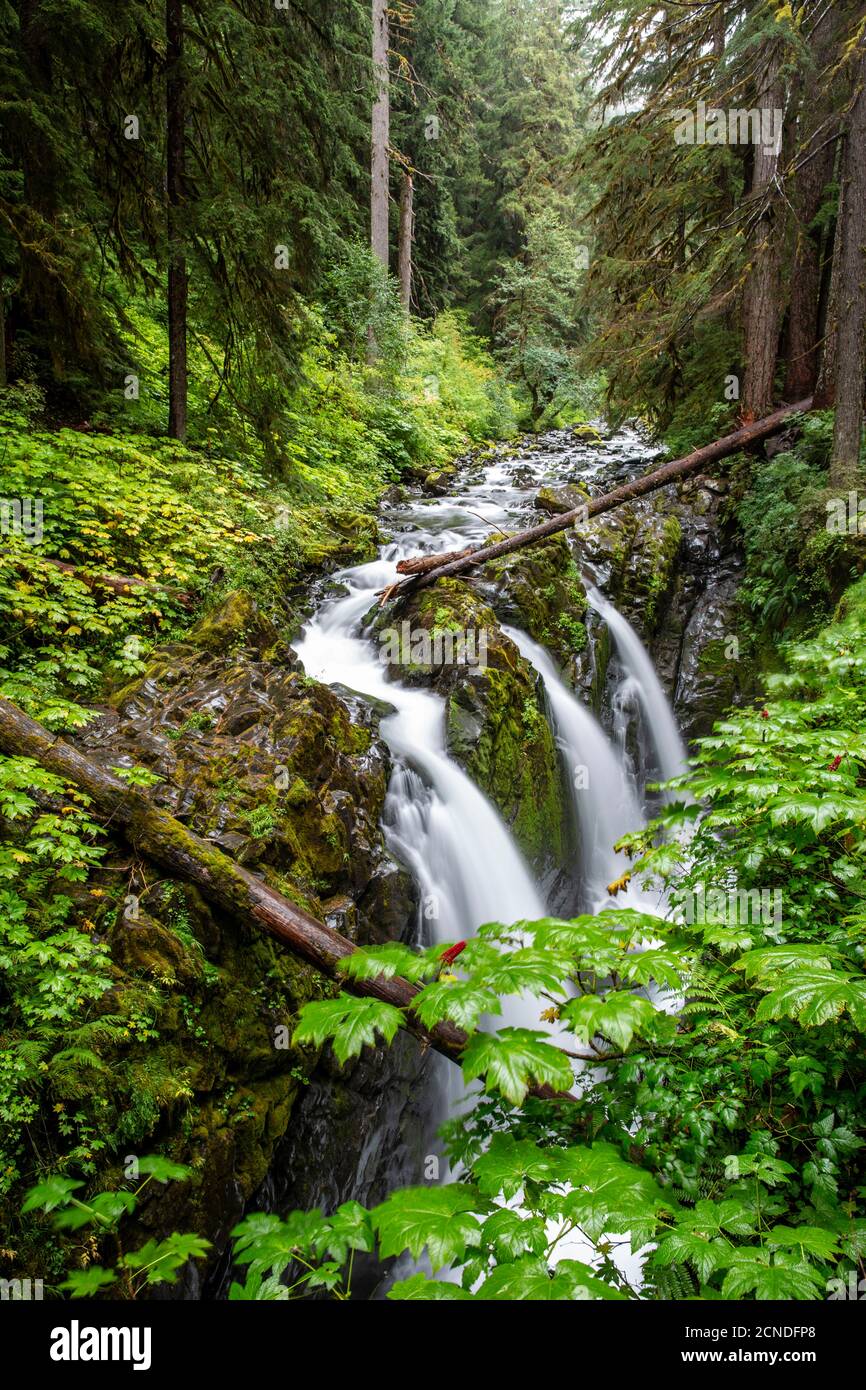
[2,0,866,1308]
[3,0,864,462]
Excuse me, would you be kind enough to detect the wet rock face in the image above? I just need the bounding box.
[553,467,751,739]
[378,579,574,904]
[480,532,590,673]
[69,589,418,1284]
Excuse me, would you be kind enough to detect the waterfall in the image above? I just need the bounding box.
[503,625,664,916]
[586,585,688,787]
[294,562,544,944]
[292,427,685,1292]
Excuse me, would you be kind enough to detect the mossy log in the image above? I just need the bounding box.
[0,695,572,1100]
[384,398,813,602]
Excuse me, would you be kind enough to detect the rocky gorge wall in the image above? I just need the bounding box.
[8,424,760,1296]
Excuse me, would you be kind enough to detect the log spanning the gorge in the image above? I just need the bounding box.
[0,696,572,1101]
[384,399,813,600]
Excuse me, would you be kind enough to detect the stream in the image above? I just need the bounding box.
[292,424,687,1288]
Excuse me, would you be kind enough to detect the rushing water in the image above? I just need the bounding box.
[586,584,688,790]
[293,426,685,1282]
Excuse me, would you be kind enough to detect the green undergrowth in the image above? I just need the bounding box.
[19,570,866,1300]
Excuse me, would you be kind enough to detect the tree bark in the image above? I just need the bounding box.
[784,12,840,400]
[0,288,6,388]
[370,0,390,271]
[742,56,784,419]
[830,40,866,484]
[166,0,188,442]
[0,696,574,1100]
[384,398,813,602]
[398,169,414,312]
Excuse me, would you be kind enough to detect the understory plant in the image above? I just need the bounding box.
[22,577,866,1299]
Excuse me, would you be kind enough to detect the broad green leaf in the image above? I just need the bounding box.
[561,992,661,1050]
[388,1272,472,1300]
[293,996,403,1063]
[765,1225,840,1259]
[410,979,501,1031]
[473,1135,560,1200]
[755,968,866,1030]
[22,1174,83,1213]
[371,1186,485,1271]
[461,1027,574,1104]
[137,1155,193,1183]
[337,943,438,985]
[59,1267,117,1297]
[476,1256,626,1300]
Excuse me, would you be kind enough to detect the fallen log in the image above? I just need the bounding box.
[0,696,572,1100]
[396,547,473,576]
[384,398,813,602]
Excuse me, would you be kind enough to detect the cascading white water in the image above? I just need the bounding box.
[293,428,685,1290]
[503,624,669,923]
[586,585,688,787]
[294,560,544,942]
[502,625,644,909]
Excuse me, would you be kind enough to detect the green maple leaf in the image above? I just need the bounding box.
[388,1272,472,1300]
[561,992,661,1050]
[621,947,688,992]
[337,943,438,985]
[475,946,578,995]
[481,1207,548,1260]
[59,1266,117,1298]
[551,1143,677,1242]
[410,979,501,1031]
[473,1135,560,1199]
[318,1201,374,1262]
[765,1225,840,1259]
[293,996,403,1063]
[720,1252,825,1300]
[755,968,866,1030]
[654,1230,726,1283]
[371,1186,485,1271]
[477,1257,626,1300]
[737,946,836,980]
[767,792,863,834]
[461,1027,574,1104]
[137,1155,192,1183]
[22,1174,82,1213]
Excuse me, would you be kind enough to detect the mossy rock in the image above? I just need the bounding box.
[389,580,568,879]
[480,532,589,671]
[301,508,381,568]
[35,589,418,1285]
[535,483,590,516]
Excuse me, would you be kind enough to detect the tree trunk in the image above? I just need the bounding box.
[0,289,6,388]
[0,696,575,1101]
[830,40,866,485]
[815,173,843,409]
[742,57,783,419]
[370,0,390,271]
[784,12,840,400]
[0,696,465,1057]
[384,398,813,601]
[398,169,414,312]
[166,0,188,442]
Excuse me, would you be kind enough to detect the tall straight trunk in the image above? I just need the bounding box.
[814,177,842,409]
[742,57,783,418]
[830,41,866,484]
[166,0,188,441]
[784,12,839,400]
[370,0,389,271]
[0,291,6,388]
[398,169,414,311]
